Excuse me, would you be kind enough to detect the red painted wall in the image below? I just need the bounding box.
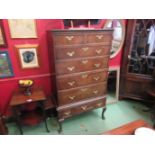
[0,19,64,114]
[0,19,126,115]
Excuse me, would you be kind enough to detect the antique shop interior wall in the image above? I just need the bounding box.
[0,19,64,114]
[0,19,126,115]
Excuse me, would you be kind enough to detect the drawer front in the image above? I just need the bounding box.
[57,71,108,90]
[56,56,109,75]
[54,34,84,46]
[55,45,110,60]
[58,82,107,105]
[58,97,106,120]
[87,33,112,44]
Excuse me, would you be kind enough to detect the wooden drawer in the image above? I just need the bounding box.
[58,97,106,120]
[53,31,113,46]
[54,34,84,46]
[55,45,110,60]
[55,56,109,75]
[58,82,107,105]
[57,70,108,90]
[87,33,112,44]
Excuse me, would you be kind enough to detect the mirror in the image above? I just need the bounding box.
[106,67,120,104]
[104,19,125,58]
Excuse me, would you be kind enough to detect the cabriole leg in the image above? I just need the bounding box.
[58,121,62,133]
[102,107,106,120]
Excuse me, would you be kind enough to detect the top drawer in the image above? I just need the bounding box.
[54,34,84,46]
[52,30,113,46]
[87,33,112,44]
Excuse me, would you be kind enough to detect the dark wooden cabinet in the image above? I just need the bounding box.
[48,29,113,132]
[120,20,155,101]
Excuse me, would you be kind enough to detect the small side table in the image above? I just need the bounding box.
[10,87,50,134]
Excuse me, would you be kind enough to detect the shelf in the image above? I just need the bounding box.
[20,109,43,126]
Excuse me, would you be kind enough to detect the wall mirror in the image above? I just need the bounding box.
[106,67,120,104]
[104,19,125,58]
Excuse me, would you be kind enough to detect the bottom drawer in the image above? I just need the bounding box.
[57,97,106,121]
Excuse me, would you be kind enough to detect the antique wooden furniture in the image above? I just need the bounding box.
[10,87,49,134]
[120,20,155,101]
[102,119,153,135]
[48,29,113,132]
[0,114,8,135]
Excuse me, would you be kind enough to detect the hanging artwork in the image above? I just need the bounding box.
[0,20,7,47]
[8,19,37,38]
[0,51,14,78]
[16,44,40,69]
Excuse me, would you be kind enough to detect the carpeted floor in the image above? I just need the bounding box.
[6,98,153,135]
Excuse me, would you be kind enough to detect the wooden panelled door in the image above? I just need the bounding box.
[120,19,155,102]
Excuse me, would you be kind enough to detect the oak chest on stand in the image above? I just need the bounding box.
[47,29,113,133]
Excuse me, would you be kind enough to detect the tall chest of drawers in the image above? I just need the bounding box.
[48,29,113,132]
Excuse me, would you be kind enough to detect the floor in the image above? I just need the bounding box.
[7,98,153,135]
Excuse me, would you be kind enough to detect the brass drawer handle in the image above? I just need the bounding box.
[93,76,100,81]
[65,36,74,41]
[94,63,101,68]
[64,111,71,116]
[96,49,102,54]
[81,88,88,92]
[67,66,75,71]
[68,81,75,86]
[93,90,99,94]
[67,51,75,57]
[96,35,103,40]
[97,102,102,107]
[82,47,89,51]
[68,95,76,100]
[82,60,88,64]
[81,105,93,111]
[81,105,87,110]
[81,74,88,78]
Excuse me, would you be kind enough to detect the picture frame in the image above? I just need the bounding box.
[8,19,37,38]
[16,44,40,69]
[0,20,7,47]
[0,51,14,78]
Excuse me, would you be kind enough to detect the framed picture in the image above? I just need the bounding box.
[0,51,14,78]
[8,19,37,38]
[16,44,40,69]
[0,20,7,47]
